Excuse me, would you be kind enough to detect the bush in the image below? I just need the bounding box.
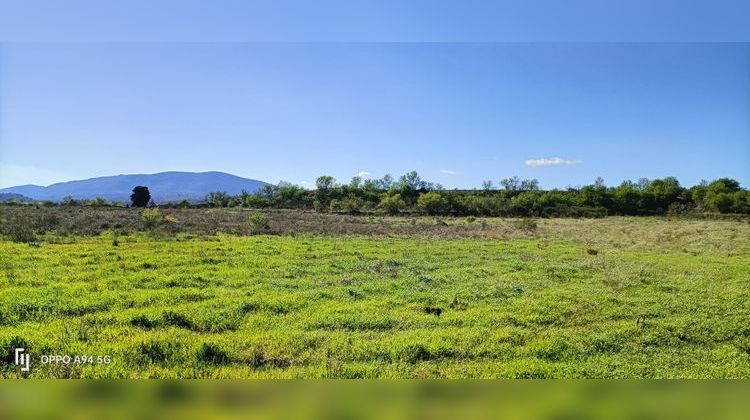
[337,197,365,214]
[163,215,179,225]
[141,208,163,229]
[417,192,448,215]
[248,212,269,233]
[4,216,37,243]
[35,213,61,232]
[379,194,405,215]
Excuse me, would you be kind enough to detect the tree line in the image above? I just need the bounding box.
[11,172,747,216]
[198,172,749,216]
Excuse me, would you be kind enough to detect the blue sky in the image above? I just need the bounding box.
[1,42,748,189]
[2,1,750,42]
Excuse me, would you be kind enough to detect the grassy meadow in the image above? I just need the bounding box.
[1,208,749,378]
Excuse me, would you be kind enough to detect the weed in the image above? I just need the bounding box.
[423,306,443,317]
[130,315,157,329]
[162,311,195,330]
[398,344,431,364]
[197,343,230,365]
[142,208,163,228]
[514,218,538,232]
[248,212,269,233]
[137,340,179,364]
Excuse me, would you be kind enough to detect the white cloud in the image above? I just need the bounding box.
[440,169,457,175]
[524,157,582,167]
[356,171,372,178]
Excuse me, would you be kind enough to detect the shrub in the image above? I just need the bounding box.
[163,215,179,225]
[4,216,37,243]
[379,194,405,215]
[466,216,476,223]
[338,197,365,214]
[35,213,60,232]
[417,192,448,215]
[248,212,269,233]
[142,208,163,228]
[87,197,108,207]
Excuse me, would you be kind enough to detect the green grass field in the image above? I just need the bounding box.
[1,213,749,378]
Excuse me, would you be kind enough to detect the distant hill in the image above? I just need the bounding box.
[0,192,33,203]
[0,171,269,203]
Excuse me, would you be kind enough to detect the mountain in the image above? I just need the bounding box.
[0,171,269,203]
[0,192,34,203]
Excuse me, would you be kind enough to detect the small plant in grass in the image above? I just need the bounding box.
[449,296,469,310]
[130,314,156,329]
[423,306,443,317]
[137,340,178,364]
[197,342,230,365]
[398,344,431,364]
[162,311,195,330]
[248,212,269,233]
[142,208,163,228]
[466,216,476,223]
[163,215,179,225]
[514,218,538,232]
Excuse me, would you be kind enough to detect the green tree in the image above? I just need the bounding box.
[613,181,641,214]
[315,176,337,190]
[708,178,741,194]
[643,177,683,211]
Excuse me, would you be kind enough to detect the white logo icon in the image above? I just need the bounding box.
[15,348,30,372]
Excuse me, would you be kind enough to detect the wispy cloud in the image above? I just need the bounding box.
[440,169,457,175]
[356,171,372,178]
[524,157,582,167]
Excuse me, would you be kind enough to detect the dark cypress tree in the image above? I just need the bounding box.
[130,186,151,207]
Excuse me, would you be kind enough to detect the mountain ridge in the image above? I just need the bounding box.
[0,171,268,203]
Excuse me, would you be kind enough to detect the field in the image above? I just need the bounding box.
[1,208,749,378]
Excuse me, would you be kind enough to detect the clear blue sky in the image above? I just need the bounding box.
[0,3,749,189]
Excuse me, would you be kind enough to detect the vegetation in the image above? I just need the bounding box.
[0,206,748,378]
[130,186,151,208]
[4,173,748,217]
